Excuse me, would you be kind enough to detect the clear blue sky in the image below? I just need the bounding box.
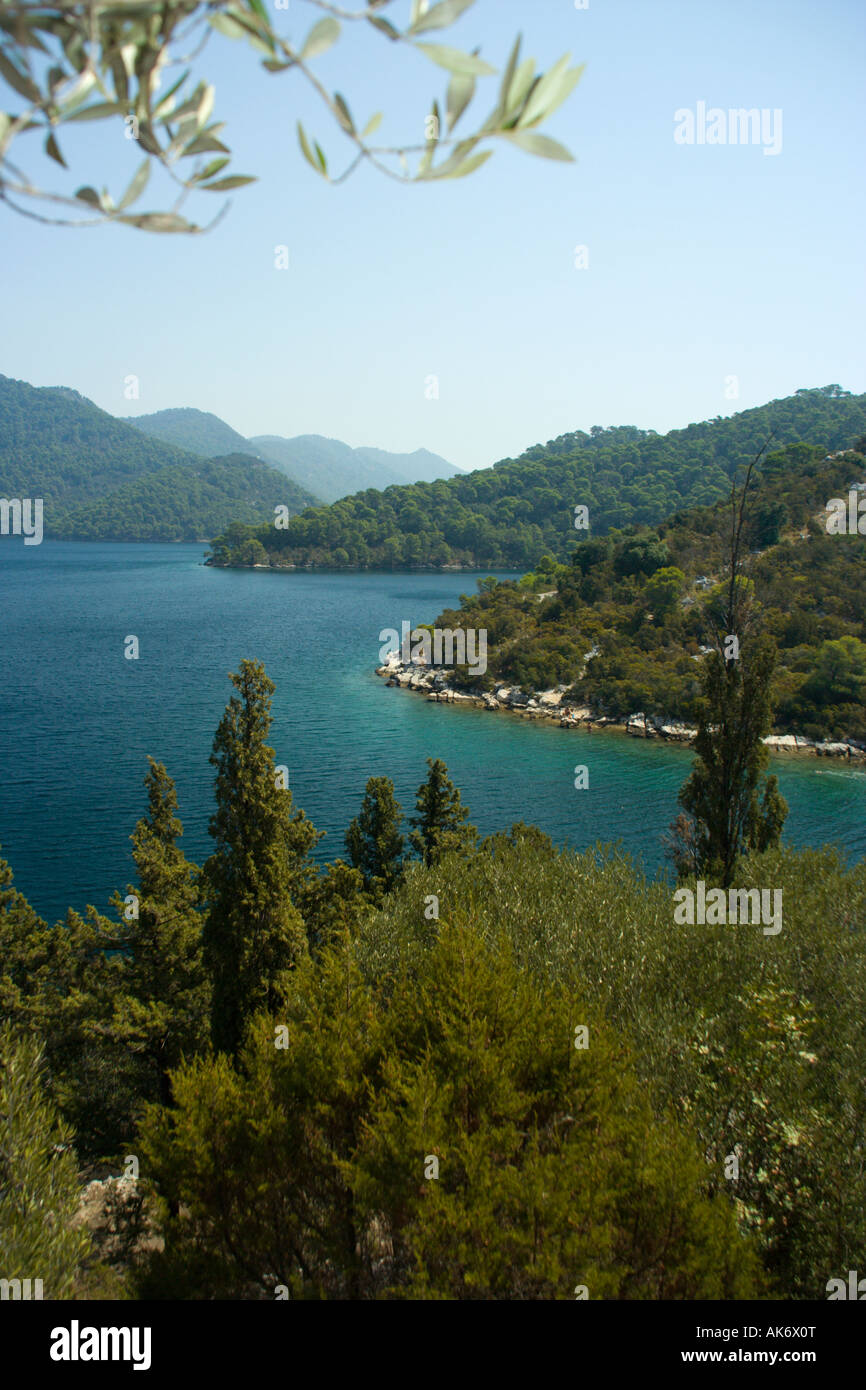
[1,0,863,472]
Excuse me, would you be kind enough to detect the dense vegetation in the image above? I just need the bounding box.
[0,375,194,508]
[1,662,863,1300]
[423,441,866,742]
[0,375,316,540]
[54,454,313,542]
[208,387,866,570]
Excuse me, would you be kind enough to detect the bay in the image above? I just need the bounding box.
[1,540,864,924]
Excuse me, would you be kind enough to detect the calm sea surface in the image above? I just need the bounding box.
[1,541,864,923]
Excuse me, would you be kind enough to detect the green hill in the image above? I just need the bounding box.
[0,375,195,508]
[420,440,866,743]
[208,386,866,571]
[124,407,274,469]
[52,453,309,542]
[0,376,316,540]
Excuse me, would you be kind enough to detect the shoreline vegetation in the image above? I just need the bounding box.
[367,440,866,756]
[373,651,866,764]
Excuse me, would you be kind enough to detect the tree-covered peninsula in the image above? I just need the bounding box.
[207,387,866,571]
[380,439,866,746]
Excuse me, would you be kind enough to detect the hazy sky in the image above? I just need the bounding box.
[1,0,863,472]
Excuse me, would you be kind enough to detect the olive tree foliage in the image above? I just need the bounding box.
[0,0,584,232]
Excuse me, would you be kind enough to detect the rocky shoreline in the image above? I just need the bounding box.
[375,654,866,764]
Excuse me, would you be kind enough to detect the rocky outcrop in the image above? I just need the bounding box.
[623,713,700,741]
[375,656,865,761]
[763,734,814,752]
[72,1170,162,1269]
[657,720,698,742]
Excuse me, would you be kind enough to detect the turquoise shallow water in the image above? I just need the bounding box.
[1,541,864,923]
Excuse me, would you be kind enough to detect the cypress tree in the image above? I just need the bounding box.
[299,859,370,954]
[345,776,405,899]
[672,445,788,885]
[111,759,209,1105]
[675,634,788,885]
[409,758,478,866]
[202,660,310,1056]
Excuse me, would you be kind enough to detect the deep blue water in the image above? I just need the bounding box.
[1,541,864,924]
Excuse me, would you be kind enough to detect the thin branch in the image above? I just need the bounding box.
[0,0,563,227]
[299,0,399,20]
[0,184,105,224]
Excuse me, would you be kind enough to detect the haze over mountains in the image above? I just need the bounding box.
[0,378,457,541]
[124,406,462,502]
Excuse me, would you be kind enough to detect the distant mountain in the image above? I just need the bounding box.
[250,434,461,503]
[124,408,460,504]
[360,445,464,487]
[124,407,268,466]
[0,376,316,541]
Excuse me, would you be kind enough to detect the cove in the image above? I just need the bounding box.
[0,540,864,925]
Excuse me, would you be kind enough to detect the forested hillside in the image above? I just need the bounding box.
[208,387,866,570]
[423,441,866,742]
[53,454,309,542]
[0,376,316,540]
[0,375,195,508]
[124,407,273,469]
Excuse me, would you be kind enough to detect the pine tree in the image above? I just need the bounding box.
[202,660,311,1056]
[353,922,760,1300]
[345,776,405,899]
[409,759,478,866]
[0,1025,91,1298]
[136,919,761,1300]
[299,859,371,954]
[0,848,50,1026]
[111,759,209,1105]
[0,847,135,1160]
